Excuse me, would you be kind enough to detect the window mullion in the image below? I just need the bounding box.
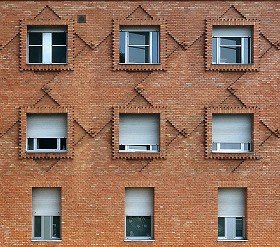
[43,33,52,64]
[149,32,152,63]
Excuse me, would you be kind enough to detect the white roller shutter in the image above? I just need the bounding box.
[212,114,252,143]
[213,26,252,37]
[32,188,61,216]
[125,188,154,216]
[27,114,67,138]
[218,188,246,217]
[120,114,160,145]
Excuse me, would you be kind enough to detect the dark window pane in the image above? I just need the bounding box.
[37,138,57,149]
[220,46,241,63]
[129,46,149,63]
[236,217,244,237]
[34,216,41,238]
[126,216,152,238]
[218,217,225,237]
[244,143,252,151]
[220,37,241,46]
[119,145,125,150]
[212,37,217,64]
[52,32,66,45]
[52,46,67,63]
[119,32,126,63]
[29,46,42,63]
[29,33,42,45]
[60,138,67,150]
[129,32,149,45]
[151,32,159,63]
[52,216,61,239]
[27,138,34,150]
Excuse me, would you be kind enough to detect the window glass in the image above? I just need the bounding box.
[119,32,126,63]
[129,32,149,46]
[129,46,149,63]
[126,216,152,238]
[152,32,159,63]
[60,138,67,151]
[52,32,66,45]
[220,37,241,46]
[52,216,61,238]
[29,33,42,45]
[52,46,67,63]
[218,217,225,237]
[236,217,244,237]
[44,216,51,240]
[220,143,241,150]
[34,216,42,238]
[220,46,241,63]
[37,138,57,149]
[27,138,34,150]
[29,47,42,63]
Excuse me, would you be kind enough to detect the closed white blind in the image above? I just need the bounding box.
[213,26,252,37]
[32,188,61,216]
[212,114,252,143]
[120,114,160,145]
[218,188,246,217]
[27,114,67,138]
[125,188,154,216]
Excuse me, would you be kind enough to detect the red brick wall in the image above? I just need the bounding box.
[0,1,279,246]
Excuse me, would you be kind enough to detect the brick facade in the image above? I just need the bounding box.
[0,0,279,246]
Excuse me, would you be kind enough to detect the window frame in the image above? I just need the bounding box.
[113,107,166,159]
[19,107,74,159]
[218,188,247,241]
[206,19,260,71]
[20,19,74,71]
[32,188,62,241]
[205,107,260,159]
[113,19,167,71]
[125,188,154,241]
[120,26,159,65]
[212,26,252,65]
[27,26,68,65]
[211,113,253,154]
[33,215,61,241]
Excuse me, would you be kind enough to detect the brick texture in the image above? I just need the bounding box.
[0,1,279,246]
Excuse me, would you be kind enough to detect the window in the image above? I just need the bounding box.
[212,26,252,64]
[32,188,61,241]
[27,114,67,152]
[218,188,246,240]
[119,26,159,64]
[119,114,160,152]
[125,188,154,240]
[27,26,67,64]
[212,114,253,153]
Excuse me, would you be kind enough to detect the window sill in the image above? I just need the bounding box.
[124,239,155,242]
[212,151,253,154]
[32,240,62,242]
[218,239,248,242]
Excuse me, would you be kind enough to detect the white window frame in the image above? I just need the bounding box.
[119,114,160,153]
[212,142,251,153]
[212,26,252,65]
[26,114,68,153]
[27,137,67,153]
[27,27,67,64]
[119,144,159,153]
[218,217,246,240]
[32,215,61,241]
[125,188,154,241]
[212,114,253,153]
[120,26,159,64]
